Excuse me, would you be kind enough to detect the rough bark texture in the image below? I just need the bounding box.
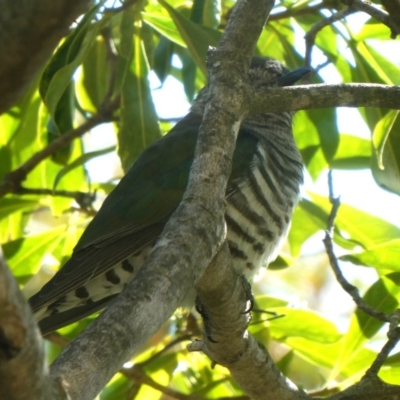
[192,243,309,400]
[49,0,277,398]
[0,0,91,114]
[0,248,68,400]
[250,83,400,114]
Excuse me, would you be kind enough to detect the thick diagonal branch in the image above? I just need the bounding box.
[0,247,68,400]
[48,1,276,399]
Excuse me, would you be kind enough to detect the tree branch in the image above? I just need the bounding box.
[342,0,400,38]
[381,0,400,37]
[191,243,308,400]
[305,0,400,69]
[0,0,92,113]
[0,247,68,400]
[13,187,96,210]
[48,0,277,399]
[323,171,400,393]
[305,8,357,68]
[0,97,119,199]
[250,83,400,114]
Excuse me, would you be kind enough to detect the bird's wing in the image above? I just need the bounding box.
[29,114,259,317]
[29,113,202,313]
[39,295,117,335]
[29,223,165,313]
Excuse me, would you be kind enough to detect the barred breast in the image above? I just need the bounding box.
[35,113,302,322]
[225,113,303,278]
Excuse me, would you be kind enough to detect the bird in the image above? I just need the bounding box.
[29,57,308,335]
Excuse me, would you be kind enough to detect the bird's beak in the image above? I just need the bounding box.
[276,67,310,87]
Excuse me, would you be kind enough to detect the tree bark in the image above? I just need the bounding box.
[0,0,91,114]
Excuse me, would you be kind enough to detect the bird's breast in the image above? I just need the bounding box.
[225,140,303,278]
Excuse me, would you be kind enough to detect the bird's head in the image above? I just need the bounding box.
[191,57,308,115]
[248,57,309,88]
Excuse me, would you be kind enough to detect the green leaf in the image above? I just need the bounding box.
[347,40,388,129]
[379,365,400,385]
[355,20,393,41]
[153,36,174,84]
[79,36,111,112]
[253,295,289,310]
[321,24,354,83]
[331,273,400,379]
[40,5,101,117]
[142,12,187,48]
[119,9,162,171]
[175,47,197,101]
[268,19,303,70]
[100,374,132,400]
[371,110,400,195]
[203,0,221,28]
[294,111,327,180]
[289,199,328,256]
[287,337,376,378]
[191,0,206,24]
[46,83,74,165]
[157,0,220,74]
[308,108,339,164]
[355,41,400,86]
[3,227,67,284]
[53,145,115,189]
[309,193,400,249]
[0,198,38,221]
[267,308,341,343]
[341,239,400,271]
[330,134,371,170]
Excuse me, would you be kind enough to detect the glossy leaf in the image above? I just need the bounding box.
[331,273,400,379]
[330,134,371,170]
[53,145,115,189]
[309,193,400,249]
[3,227,67,284]
[40,5,101,117]
[158,0,220,74]
[142,12,187,48]
[289,199,328,256]
[371,110,400,195]
[287,337,376,378]
[79,36,111,112]
[153,36,174,84]
[46,83,74,165]
[355,20,394,41]
[341,239,400,271]
[266,308,341,343]
[294,110,328,180]
[119,9,161,171]
[0,198,38,221]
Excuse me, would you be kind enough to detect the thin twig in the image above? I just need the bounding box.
[0,97,119,199]
[305,0,400,69]
[14,187,96,210]
[269,3,327,21]
[139,334,192,367]
[342,0,400,38]
[364,310,400,377]
[305,8,358,68]
[325,171,400,378]
[122,365,198,400]
[323,170,388,322]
